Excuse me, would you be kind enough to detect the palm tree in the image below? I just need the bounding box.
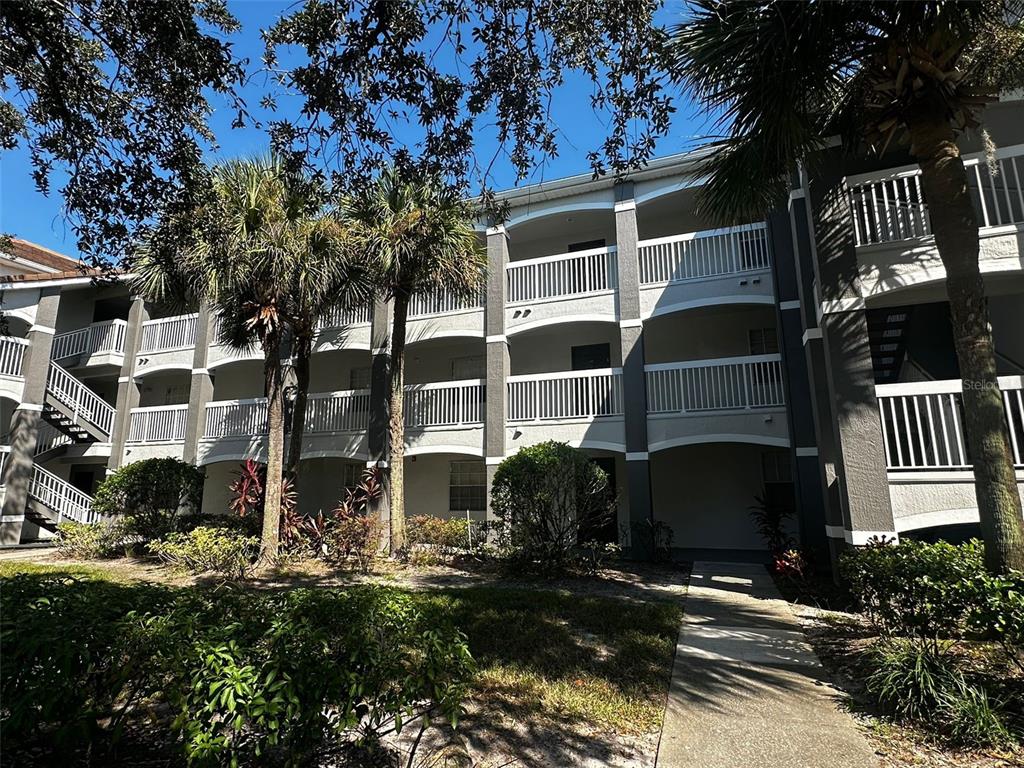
[283,214,373,479]
[133,156,327,561]
[670,1,1024,572]
[344,171,485,554]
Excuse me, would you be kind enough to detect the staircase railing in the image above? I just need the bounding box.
[29,463,98,524]
[46,362,116,437]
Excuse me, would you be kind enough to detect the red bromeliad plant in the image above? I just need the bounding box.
[228,459,296,540]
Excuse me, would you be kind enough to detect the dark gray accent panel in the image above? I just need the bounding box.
[183,304,216,465]
[368,299,392,461]
[109,297,149,470]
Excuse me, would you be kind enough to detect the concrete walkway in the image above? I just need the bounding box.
[656,562,879,768]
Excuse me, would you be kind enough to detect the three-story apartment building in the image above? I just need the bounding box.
[2,96,1022,563]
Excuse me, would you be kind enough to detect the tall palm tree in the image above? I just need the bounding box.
[133,156,333,561]
[670,1,1024,572]
[284,214,373,479]
[344,170,485,555]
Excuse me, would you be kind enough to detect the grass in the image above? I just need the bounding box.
[0,558,682,737]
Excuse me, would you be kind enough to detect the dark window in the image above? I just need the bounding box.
[567,238,606,253]
[449,461,486,511]
[748,327,779,355]
[571,343,611,371]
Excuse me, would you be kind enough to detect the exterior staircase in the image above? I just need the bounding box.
[42,362,115,443]
[867,307,912,384]
[0,451,98,532]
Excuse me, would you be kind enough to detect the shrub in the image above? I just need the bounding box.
[92,458,204,540]
[55,519,130,559]
[966,570,1024,672]
[491,441,615,572]
[1,575,474,765]
[148,526,258,579]
[748,489,793,554]
[628,518,675,562]
[840,538,986,640]
[866,637,953,719]
[408,515,470,563]
[327,514,383,573]
[937,674,1017,749]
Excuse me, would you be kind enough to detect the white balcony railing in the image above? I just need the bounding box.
[849,143,1024,246]
[506,246,617,304]
[52,320,127,361]
[409,289,484,319]
[128,405,189,443]
[876,377,1024,471]
[203,398,268,439]
[320,304,372,330]
[305,390,371,433]
[405,379,484,427]
[507,369,623,422]
[0,337,28,378]
[140,314,199,353]
[638,223,771,285]
[45,362,116,436]
[645,354,786,414]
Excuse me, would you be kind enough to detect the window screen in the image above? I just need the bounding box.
[748,328,779,355]
[349,366,372,390]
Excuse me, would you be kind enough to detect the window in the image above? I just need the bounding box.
[163,383,190,405]
[451,355,485,380]
[449,460,486,511]
[748,327,779,355]
[567,238,606,253]
[761,451,792,484]
[571,343,611,371]
[342,462,363,489]
[349,366,372,390]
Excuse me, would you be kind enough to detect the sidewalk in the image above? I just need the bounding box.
[656,561,879,768]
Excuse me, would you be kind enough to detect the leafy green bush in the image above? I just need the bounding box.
[55,519,130,559]
[1,574,474,765]
[840,538,986,640]
[326,513,383,573]
[491,441,615,572]
[966,570,1024,672]
[148,526,258,579]
[408,515,470,563]
[92,458,204,540]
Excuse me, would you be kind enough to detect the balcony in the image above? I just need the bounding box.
[848,144,1024,297]
[875,377,1024,532]
[506,368,625,451]
[123,404,190,461]
[637,224,773,319]
[51,320,127,368]
[0,337,27,402]
[194,379,485,465]
[406,290,485,342]
[505,246,618,333]
[645,354,789,451]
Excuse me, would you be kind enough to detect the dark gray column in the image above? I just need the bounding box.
[767,208,829,565]
[183,304,215,465]
[108,296,149,471]
[788,170,849,565]
[367,298,392,466]
[2,288,61,543]
[614,186,654,554]
[807,160,897,545]
[484,225,510,521]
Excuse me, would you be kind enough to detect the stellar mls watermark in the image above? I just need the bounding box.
[962,380,1003,392]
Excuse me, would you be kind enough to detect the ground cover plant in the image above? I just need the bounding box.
[0,559,683,766]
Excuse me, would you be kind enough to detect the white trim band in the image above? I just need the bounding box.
[117,376,132,383]
[29,324,55,335]
[619,319,643,329]
[16,403,43,412]
[802,328,823,345]
[486,225,507,237]
[795,446,819,457]
[820,297,865,315]
[845,529,900,546]
[191,368,210,375]
[625,451,649,461]
[614,199,637,213]
[365,459,387,469]
[0,515,25,523]
[789,188,806,201]
[485,456,506,465]
[779,300,801,311]
[486,334,507,344]
[825,524,845,539]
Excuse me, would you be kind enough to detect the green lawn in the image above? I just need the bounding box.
[0,560,682,737]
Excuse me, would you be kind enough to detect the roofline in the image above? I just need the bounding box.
[489,145,716,207]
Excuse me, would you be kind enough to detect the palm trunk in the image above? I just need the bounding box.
[286,332,312,481]
[387,290,410,555]
[261,331,285,562]
[908,103,1024,573]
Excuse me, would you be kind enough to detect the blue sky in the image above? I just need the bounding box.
[1,1,710,260]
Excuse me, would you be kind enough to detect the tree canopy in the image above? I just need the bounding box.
[1,0,245,268]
